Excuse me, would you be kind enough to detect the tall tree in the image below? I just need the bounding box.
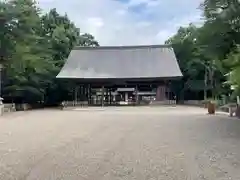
[40,8,99,105]
[1,1,99,105]
[166,25,208,101]
[202,0,240,96]
[2,0,51,102]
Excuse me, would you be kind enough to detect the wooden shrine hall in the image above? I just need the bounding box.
[56,45,182,106]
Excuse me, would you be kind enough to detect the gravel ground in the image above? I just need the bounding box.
[0,106,240,180]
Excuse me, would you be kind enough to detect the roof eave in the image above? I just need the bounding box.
[73,44,173,50]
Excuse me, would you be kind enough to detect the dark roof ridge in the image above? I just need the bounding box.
[73,44,172,50]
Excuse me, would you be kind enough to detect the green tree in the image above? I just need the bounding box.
[40,8,99,105]
[166,0,240,102]
[1,0,99,105]
[202,0,240,97]
[2,0,51,102]
[166,25,208,101]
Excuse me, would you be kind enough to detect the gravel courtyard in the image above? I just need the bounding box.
[0,106,240,180]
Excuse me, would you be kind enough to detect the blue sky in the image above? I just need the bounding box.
[38,0,203,45]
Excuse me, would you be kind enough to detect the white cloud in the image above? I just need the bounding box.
[38,0,203,46]
[128,0,157,6]
[87,17,104,28]
[116,9,127,16]
[147,1,161,7]
[136,21,152,27]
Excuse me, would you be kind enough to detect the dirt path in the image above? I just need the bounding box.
[0,107,239,180]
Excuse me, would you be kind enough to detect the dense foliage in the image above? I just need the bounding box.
[0,0,98,105]
[166,0,240,101]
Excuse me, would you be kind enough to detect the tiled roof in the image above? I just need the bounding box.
[56,45,182,79]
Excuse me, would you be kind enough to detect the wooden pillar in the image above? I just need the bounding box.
[156,84,166,101]
[81,85,85,107]
[101,86,104,107]
[72,87,74,106]
[85,85,87,105]
[125,92,128,102]
[80,85,82,107]
[108,89,111,105]
[90,85,92,105]
[167,82,171,104]
[109,88,112,105]
[83,85,86,101]
[106,88,109,105]
[74,86,78,106]
[135,85,139,105]
[87,84,91,106]
[87,84,89,105]
[113,91,116,102]
[82,85,85,107]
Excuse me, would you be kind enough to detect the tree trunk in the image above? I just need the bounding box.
[204,67,208,100]
[209,66,215,99]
